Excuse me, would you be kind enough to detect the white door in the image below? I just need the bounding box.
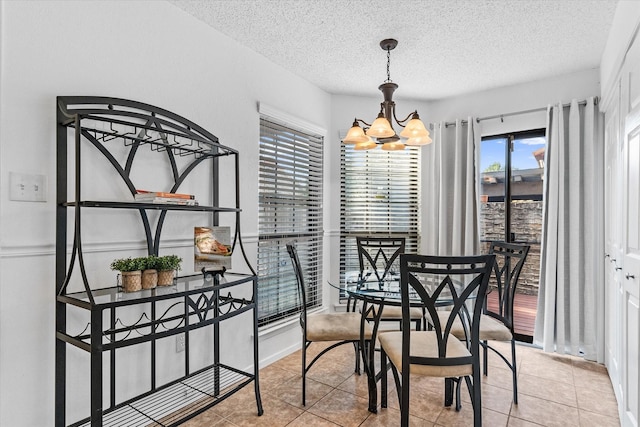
[605,93,622,396]
[622,103,640,427]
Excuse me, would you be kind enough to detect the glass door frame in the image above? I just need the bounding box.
[482,128,546,243]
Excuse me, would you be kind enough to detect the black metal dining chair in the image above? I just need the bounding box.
[287,242,372,406]
[447,241,530,404]
[355,236,424,329]
[378,253,495,427]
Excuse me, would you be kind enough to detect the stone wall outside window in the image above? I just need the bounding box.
[480,200,542,295]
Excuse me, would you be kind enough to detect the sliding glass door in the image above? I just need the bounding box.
[479,129,545,342]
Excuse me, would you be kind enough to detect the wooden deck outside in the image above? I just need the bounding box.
[486,291,538,340]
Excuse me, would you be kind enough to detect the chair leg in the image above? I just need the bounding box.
[455,378,462,411]
[302,339,307,406]
[464,374,482,427]
[353,342,361,374]
[381,348,388,408]
[511,338,518,404]
[482,339,488,376]
[400,367,410,427]
[444,378,455,407]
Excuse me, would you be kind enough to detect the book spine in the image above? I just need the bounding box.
[135,190,195,199]
[136,197,198,205]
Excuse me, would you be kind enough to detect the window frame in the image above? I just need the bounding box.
[257,107,325,328]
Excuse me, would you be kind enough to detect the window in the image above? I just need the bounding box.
[339,144,420,281]
[258,117,324,327]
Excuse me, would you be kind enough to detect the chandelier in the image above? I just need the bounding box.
[343,39,432,151]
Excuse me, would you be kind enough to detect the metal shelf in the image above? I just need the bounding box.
[73,364,254,427]
[55,96,262,426]
[63,200,241,213]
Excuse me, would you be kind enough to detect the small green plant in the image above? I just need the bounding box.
[110,256,147,272]
[143,255,159,271]
[154,255,183,271]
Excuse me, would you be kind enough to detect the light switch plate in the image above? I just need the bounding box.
[9,172,47,202]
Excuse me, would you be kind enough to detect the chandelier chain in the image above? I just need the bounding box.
[386,47,391,83]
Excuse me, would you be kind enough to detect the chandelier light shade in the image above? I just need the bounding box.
[354,138,377,150]
[366,113,395,138]
[342,39,431,151]
[343,120,369,144]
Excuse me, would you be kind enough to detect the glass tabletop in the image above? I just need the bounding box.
[330,271,470,307]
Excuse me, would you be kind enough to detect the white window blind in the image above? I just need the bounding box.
[258,118,324,326]
[340,143,420,279]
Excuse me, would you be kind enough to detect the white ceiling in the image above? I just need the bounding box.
[169,0,619,101]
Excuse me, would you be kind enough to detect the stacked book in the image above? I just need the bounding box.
[134,190,198,206]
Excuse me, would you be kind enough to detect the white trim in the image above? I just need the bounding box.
[1,234,259,258]
[258,102,326,137]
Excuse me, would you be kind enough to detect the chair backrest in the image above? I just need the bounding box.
[399,253,495,364]
[356,236,405,283]
[286,243,308,330]
[486,241,530,331]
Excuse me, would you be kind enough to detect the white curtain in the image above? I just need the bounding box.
[534,98,605,362]
[423,118,481,256]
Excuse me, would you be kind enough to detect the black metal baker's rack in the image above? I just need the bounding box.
[55,96,263,426]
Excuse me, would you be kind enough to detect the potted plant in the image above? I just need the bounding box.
[141,255,158,290]
[154,255,182,286]
[110,256,146,292]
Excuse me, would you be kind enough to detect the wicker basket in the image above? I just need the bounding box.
[142,269,158,289]
[157,269,175,286]
[121,271,142,293]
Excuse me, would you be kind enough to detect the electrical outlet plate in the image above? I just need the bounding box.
[9,172,46,202]
[176,334,185,353]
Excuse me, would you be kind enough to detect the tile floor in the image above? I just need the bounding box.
[183,340,620,426]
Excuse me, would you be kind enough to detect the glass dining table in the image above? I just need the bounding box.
[328,272,470,413]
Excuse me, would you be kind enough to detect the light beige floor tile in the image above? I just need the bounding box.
[460,382,514,414]
[361,406,434,426]
[517,372,577,407]
[207,386,256,418]
[258,363,299,392]
[224,395,303,427]
[507,416,544,426]
[575,386,619,418]
[509,393,580,426]
[274,350,306,374]
[180,409,228,426]
[286,411,341,426]
[573,364,617,394]
[480,363,515,392]
[518,354,574,384]
[436,405,508,427]
[272,376,334,409]
[579,409,621,426]
[306,388,371,427]
[307,356,358,388]
[337,371,382,400]
[386,388,445,423]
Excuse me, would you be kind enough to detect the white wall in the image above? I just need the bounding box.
[0,1,330,425]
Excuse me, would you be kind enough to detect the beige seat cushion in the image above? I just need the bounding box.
[365,304,424,321]
[378,330,472,378]
[306,312,372,342]
[437,312,512,342]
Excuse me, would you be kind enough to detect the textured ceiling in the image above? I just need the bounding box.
[169,0,619,101]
